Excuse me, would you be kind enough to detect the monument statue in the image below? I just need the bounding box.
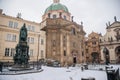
[13,23,29,68]
[19,24,27,42]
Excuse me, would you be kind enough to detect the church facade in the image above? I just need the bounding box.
[41,0,86,66]
[85,32,101,64]
[100,17,120,64]
[0,0,86,66]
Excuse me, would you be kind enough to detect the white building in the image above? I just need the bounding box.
[100,16,120,64]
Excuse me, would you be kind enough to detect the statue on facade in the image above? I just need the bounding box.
[13,23,29,68]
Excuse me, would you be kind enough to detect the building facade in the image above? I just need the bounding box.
[100,17,120,64]
[0,9,46,63]
[41,0,86,66]
[85,32,101,64]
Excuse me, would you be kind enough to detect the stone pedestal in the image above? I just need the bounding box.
[12,23,30,70]
[81,77,95,80]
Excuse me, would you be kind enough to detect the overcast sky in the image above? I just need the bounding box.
[0,0,120,36]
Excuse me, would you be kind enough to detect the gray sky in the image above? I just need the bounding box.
[0,0,120,36]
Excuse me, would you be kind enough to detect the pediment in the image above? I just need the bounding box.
[110,21,120,28]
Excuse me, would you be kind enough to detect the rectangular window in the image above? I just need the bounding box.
[73,42,76,48]
[27,25,31,31]
[9,21,13,28]
[41,50,44,58]
[7,34,11,41]
[27,37,34,44]
[32,26,35,31]
[92,42,96,45]
[14,22,18,28]
[82,51,84,56]
[30,49,33,56]
[27,37,30,43]
[41,39,44,45]
[10,48,15,56]
[12,35,16,41]
[71,28,76,35]
[31,38,34,43]
[64,50,66,56]
[5,48,9,56]
[27,25,35,31]
[86,49,88,53]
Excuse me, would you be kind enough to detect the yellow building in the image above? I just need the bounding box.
[0,9,46,64]
[85,32,101,64]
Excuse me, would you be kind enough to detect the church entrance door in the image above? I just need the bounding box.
[115,46,120,63]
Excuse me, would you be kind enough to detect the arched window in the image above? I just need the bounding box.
[64,15,66,20]
[48,13,51,18]
[71,28,76,35]
[53,15,57,19]
[64,50,66,56]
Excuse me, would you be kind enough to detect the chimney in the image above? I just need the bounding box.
[0,9,3,14]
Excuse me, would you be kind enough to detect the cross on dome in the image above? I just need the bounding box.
[53,0,60,3]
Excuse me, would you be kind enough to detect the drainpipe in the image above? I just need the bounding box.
[37,34,40,69]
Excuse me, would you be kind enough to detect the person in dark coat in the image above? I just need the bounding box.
[0,62,3,72]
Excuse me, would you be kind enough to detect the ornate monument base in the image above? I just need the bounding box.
[12,24,31,71]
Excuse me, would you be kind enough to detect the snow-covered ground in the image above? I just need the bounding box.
[0,64,119,80]
[0,66,107,80]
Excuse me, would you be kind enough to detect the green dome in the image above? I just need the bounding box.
[45,3,69,13]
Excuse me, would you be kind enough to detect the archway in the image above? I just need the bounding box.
[103,47,110,65]
[91,52,99,63]
[115,46,120,63]
[73,57,77,64]
[72,51,78,66]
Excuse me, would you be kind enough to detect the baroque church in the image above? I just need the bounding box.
[41,0,86,66]
[100,17,120,64]
[0,0,86,66]
[85,32,101,64]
